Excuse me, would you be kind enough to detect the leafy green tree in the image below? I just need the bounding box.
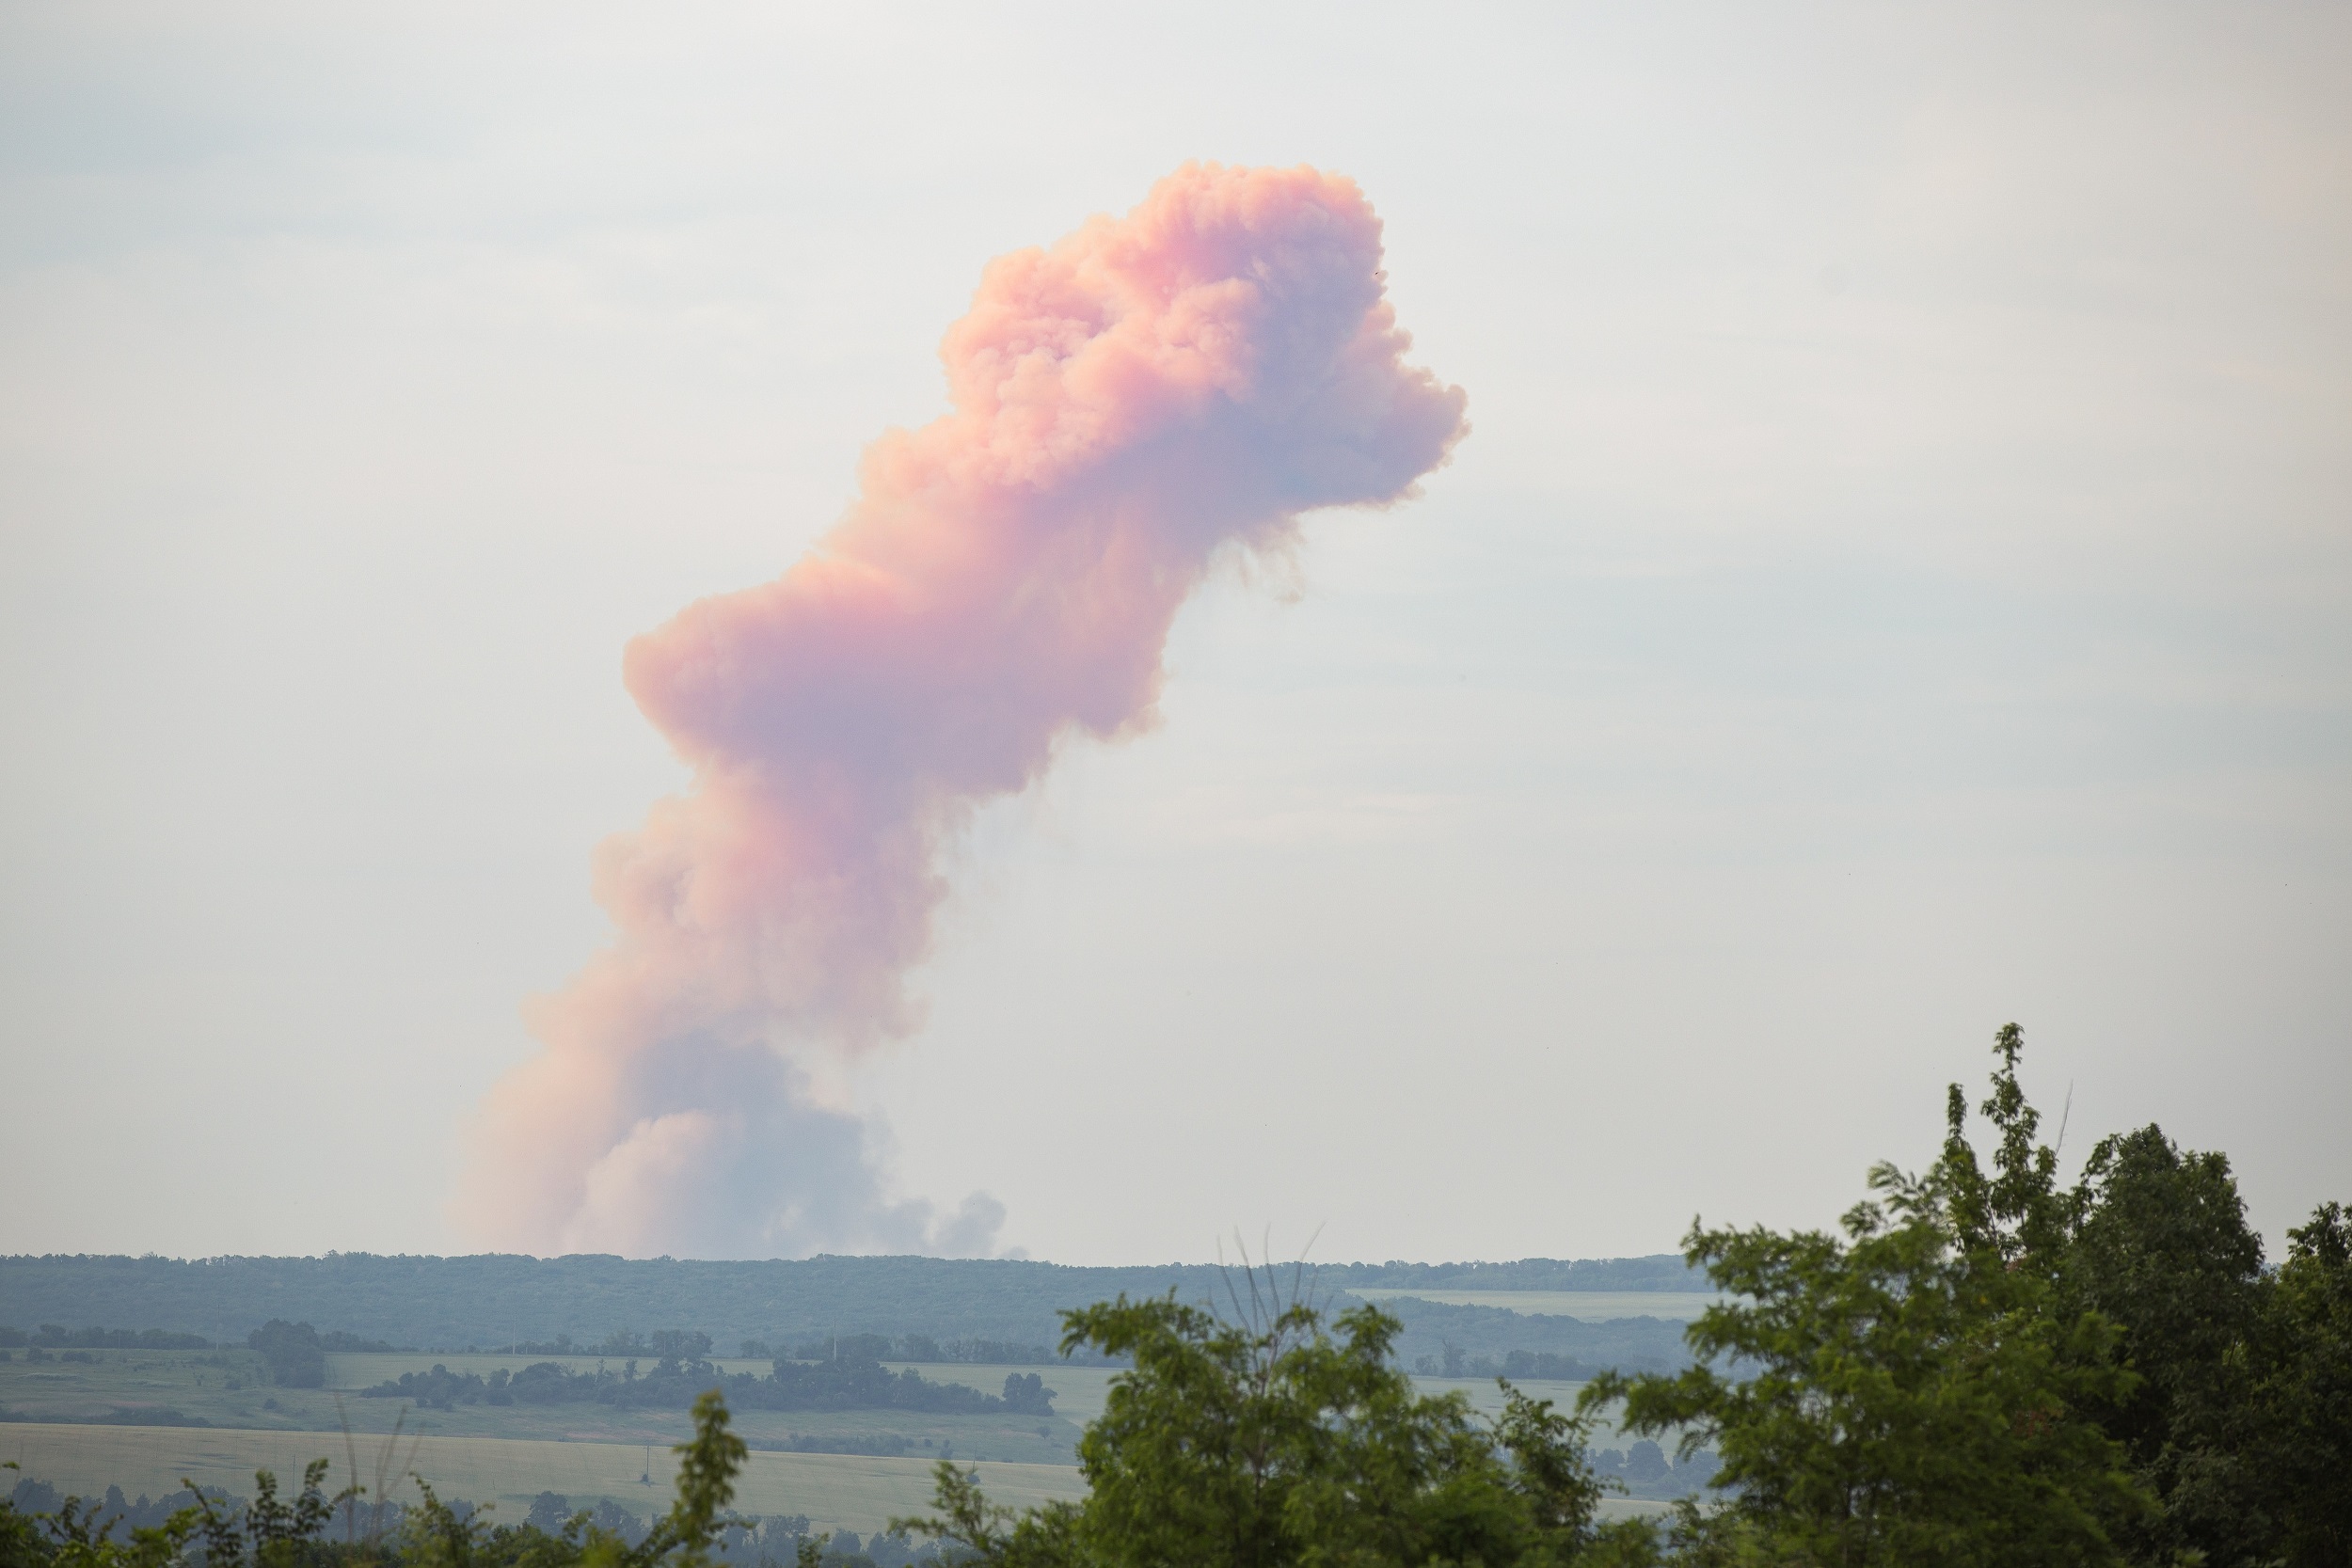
[393,1386,746,1568]
[2,1495,196,1568]
[1584,1026,2148,1567]
[901,1286,1631,1568]
[247,1321,329,1389]
[660,1388,749,1568]
[2258,1202,2352,1568]
[1,1463,197,1568]
[0,1388,755,1568]
[2061,1124,2270,1563]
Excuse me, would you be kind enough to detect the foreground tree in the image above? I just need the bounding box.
[0,1389,753,1568]
[396,1387,750,1568]
[904,1283,1639,1568]
[2256,1202,2352,1568]
[1584,1026,2149,1567]
[2060,1123,2272,1564]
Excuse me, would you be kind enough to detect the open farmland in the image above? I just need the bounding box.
[0,1351,1085,1465]
[0,1350,1606,1449]
[0,1418,1669,1531]
[0,1420,1089,1536]
[1,1347,1692,1519]
[1343,1291,1724,1321]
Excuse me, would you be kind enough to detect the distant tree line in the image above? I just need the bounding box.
[1375,1298,1689,1380]
[496,1330,720,1360]
[1412,1345,1613,1381]
[1586,1438,1721,1500]
[0,1249,1700,1358]
[7,1479,233,1537]
[0,1309,1680,1385]
[358,1345,1057,1418]
[0,1325,209,1351]
[1344,1257,1704,1292]
[761,1334,1091,1369]
[482,1329,1105,1369]
[0,1406,215,1428]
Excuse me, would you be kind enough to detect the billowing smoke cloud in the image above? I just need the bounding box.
[456,163,1468,1259]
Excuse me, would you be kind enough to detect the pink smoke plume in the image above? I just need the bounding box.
[456,163,1467,1259]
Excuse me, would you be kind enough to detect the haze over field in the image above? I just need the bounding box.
[1,4,2346,1263]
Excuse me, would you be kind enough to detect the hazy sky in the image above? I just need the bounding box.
[3,2,2345,1266]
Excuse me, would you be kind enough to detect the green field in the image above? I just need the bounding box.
[1342,1290,1724,1321]
[0,1420,1087,1535]
[1,1349,1671,1526]
[0,1419,1670,1529]
[0,1350,1606,1447]
[0,1352,1083,1465]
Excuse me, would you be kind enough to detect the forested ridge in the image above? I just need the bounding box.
[0,1257,1699,1384]
[0,1256,1698,1354]
[355,1344,1057,1418]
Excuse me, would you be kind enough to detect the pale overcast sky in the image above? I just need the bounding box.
[2,2,2345,1264]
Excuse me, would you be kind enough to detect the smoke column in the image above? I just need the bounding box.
[456,163,1468,1258]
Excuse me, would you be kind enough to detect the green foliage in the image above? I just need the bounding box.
[355,1354,1057,1418]
[1583,1026,2149,1567]
[0,1388,761,1568]
[2061,1123,2271,1564]
[248,1323,329,1390]
[1,1480,198,1568]
[662,1389,749,1568]
[2260,1202,2352,1568]
[5,1328,211,1352]
[158,1458,348,1568]
[395,1479,495,1568]
[1580,1023,2352,1567]
[899,1284,1630,1568]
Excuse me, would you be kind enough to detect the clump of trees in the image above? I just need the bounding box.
[247,1323,327,1389]
[1414,1348,1613,1382]
[1582,1024,2350,1566]
[0,1328,211,1352]
[904,1024,2347,1567]
[246,1323,399,1389]
[799,1338,1075,1370]
[485,1333,1083,1371]
[898,1287,1639,1568]
[358,1351,1054,1419]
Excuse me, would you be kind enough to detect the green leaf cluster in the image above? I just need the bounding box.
[1583,1027,2145,1566]
[899,1287,1642,1568]
[1588,1023,2350,1568]
[0,1388,763,1568]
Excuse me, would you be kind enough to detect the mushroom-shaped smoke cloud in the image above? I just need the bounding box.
[456,163,1468,1258]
